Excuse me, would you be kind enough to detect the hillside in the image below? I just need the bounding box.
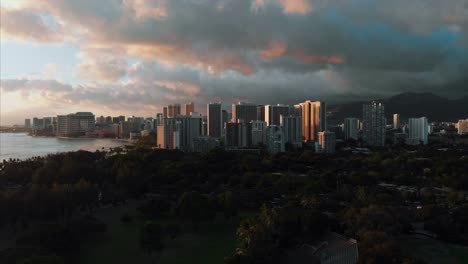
[328,93,468,123]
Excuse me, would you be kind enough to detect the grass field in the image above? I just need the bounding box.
[78,201,247,264]
[402,236,468,264]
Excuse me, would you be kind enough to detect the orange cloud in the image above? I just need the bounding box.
[126,43,255,76]
[292,49,344,64]
[260,41,288,59]
[279,0,312,15]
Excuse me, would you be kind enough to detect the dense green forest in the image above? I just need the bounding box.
[1,143,468,264]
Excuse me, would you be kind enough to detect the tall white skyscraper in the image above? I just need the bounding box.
[344,118,359,140]
[265,104,290,126]
[280,115,302,148]
[393,114,400,129]
[232,102,258,123]
[362,101,386,147]
[207,103,222,138]
[300,101,326,142]
[408,117,428,145]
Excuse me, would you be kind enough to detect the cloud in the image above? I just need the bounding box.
[1,0,468,124]
[0,8,65,42]
[75,52,128,82]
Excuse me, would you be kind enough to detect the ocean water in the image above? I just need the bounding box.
[0,133,131,161]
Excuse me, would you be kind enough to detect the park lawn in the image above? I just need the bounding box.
[401,236,468,264]
[78,202,248,264]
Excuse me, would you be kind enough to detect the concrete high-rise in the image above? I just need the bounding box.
[318,131,336,154]
[250,120,267,146]
[393,114,400,129]
[300,101,326,142]
[280,115,302,148]
[257,105,265,121]
[362,101,385,147]
[266,125,285,153]
[293,104,302,117]
[207,103,222,138]
[408,117,428,145]
[156,113,163,126]
[185,102,195,115]
[56,112,95,137]
[265,104,290,126]
[163,107,168,118]
[24,119,31,128]
[225,122,251,148]
[344,118,359,140]
[232,102,258,123]
[157,113,202,151]
[168,104,181,117]
[458,119,468,135]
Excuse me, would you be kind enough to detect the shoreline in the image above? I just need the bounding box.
[1,133,134,162]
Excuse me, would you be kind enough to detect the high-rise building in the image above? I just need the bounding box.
[193,137,220,152]
[225,122,251,148]
[96,115,105,124]
[458,119,468,135]
[251,120,267,146]
[318,131,336,154]
[257,105,265,121]
[280,115,302,148]
[207,103,222,138]
[32,117,44,131]
[232,102,258,123]
[362,101,386,147]
[156,114,201,151]
[393,114,400,129]
[408,117,428,145]
[293,104,302,117]
[112,116,125,124]
[222,110,229,133]
[266,125,285,153]
[56,112,95,137]
[156,113,163,126]
[185,102,195,115]
[344,118,359,140]
[168,104,181,117]
[24,119,31,128]
[265,104,290,126]
[163,107,168,118]
[300,101,326,142]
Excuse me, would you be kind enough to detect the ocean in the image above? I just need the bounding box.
[0,133,131,161]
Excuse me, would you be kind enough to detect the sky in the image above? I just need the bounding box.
[1,0,467,125]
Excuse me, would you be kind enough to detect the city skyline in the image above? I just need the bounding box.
[1,0,468,125]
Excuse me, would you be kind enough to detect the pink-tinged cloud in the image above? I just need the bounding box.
[279,0,313,15]
[260,41,288,59]
[292,49,344,64]
[251,0,312,15]
[126,44,256,76]
[123,0,167,20]
[0,8,64,42]
[75,52,128,82]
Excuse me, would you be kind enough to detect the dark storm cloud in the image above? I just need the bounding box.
[2,0,467,113]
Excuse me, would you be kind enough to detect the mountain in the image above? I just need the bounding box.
[328,92,468,123]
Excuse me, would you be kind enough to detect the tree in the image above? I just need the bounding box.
[174,191,214,222]
[140,221,164,256]
[357,230,401,264]
[218,191,239,218]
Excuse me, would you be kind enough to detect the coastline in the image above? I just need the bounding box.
[1,133,134,161]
